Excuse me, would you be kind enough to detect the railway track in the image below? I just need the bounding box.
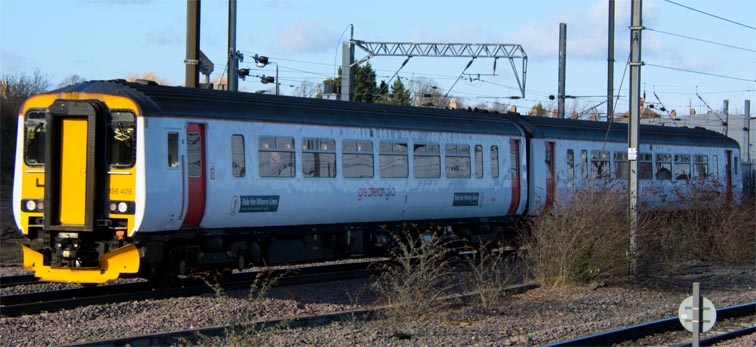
[547,302,756,347]
[62,282,540,347]
[0,260,383,317]
[0,274,39,288]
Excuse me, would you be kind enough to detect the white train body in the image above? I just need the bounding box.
[136,119,527,232]
[12,80,741,283]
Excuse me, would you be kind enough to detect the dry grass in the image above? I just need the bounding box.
[463,246,518,312]
[522,185,630,286]
[194,271,287,347]
[640,186,755,273]
[524,182,755,285]
[370,229,456,333]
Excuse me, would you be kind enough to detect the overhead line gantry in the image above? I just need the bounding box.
[340,40,528,102]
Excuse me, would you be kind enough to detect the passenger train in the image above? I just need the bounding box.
[12,80,742,283]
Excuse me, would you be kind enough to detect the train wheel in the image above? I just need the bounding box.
[235,253,246,270]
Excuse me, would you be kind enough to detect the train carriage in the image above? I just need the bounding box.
[13,80,528,283]
[509,115,742,214]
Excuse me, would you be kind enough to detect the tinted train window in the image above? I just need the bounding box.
[108,111,136,168]
[734,156,738,175]
[491,146,499,179]
[414,143,440,178]
[343,140,373,178]
[656,153,672,180]
[614,152,628,180]
[639,153,653,180]
[693,155,708,180]
[380,141,408,178]
[590,151,610,179]
[674,154,690,180]
[580,150,588,179]
[474,145,484,178]
[167,132,179,168]
[24,111,46,166]
[446,144,471,178]
[566,149,575,180]
[231,135,245,177]
[258,136,295,177]
[186,132,202,177]
[302,138,336,178]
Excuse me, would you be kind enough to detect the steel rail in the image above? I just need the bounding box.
[547,302,756,347]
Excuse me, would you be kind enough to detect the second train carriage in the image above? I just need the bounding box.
[509,115,742,214]
[13,80,528,283]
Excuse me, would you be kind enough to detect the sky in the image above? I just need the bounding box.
[1,0,754,117]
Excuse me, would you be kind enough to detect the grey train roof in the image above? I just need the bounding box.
[50,80,523,136]
[49,80,738,149]
[506,112,739,149]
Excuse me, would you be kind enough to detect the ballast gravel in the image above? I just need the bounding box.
[1,263,754,346]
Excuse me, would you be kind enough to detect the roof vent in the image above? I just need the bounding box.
[135,79,158,86]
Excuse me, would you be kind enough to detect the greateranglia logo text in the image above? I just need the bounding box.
[357,185,396,202]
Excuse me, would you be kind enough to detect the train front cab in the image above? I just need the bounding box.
[14,93,141,283]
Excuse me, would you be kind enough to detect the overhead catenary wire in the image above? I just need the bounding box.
[662,0,756,31]
[645,27,756,53]
[646,63,756,82]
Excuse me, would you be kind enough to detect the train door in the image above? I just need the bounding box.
[544,141,555,210]
[725,150,733,201]
[44,100,108,231]
[182,123,206,227]
[508,139,521,214]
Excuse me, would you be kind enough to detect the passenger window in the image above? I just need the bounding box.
[474,145,483,178]
[580,150,588,179]
[186,132,202,177]
[380,141,408,178]
[693,155,708,180]
[302,138,336,178]
[167,132,179,168]
[614,152,628,180]
[24,111,46,166]
[231,134,245,177]
[590,151,610,179]
[734,156,738,175]
[566,149,575,180]
[414,143,441,178]
[674,154,691,180]
[655,153,672,180]
[446,144,471,178]
[343,140,374,178]
[258,136,295,177]
[712,155,719,179]
[491,146,499,179]
[639,153,653,180]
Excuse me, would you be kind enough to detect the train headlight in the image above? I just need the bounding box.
[108,201,135,215]
[22,199,44,212]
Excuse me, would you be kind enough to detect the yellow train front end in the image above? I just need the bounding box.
[13,89,141,283]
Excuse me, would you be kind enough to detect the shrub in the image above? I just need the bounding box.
[522,184,629,286]
[371,229,455,329]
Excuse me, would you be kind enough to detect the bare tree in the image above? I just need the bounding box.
[57,74,87,88]
[1,71,52,185]
[294,81,317,98]
[410,77,449,108]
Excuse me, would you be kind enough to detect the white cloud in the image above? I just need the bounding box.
[274,20,337,54]
[0,50,27,72]
[144,28,181,46]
